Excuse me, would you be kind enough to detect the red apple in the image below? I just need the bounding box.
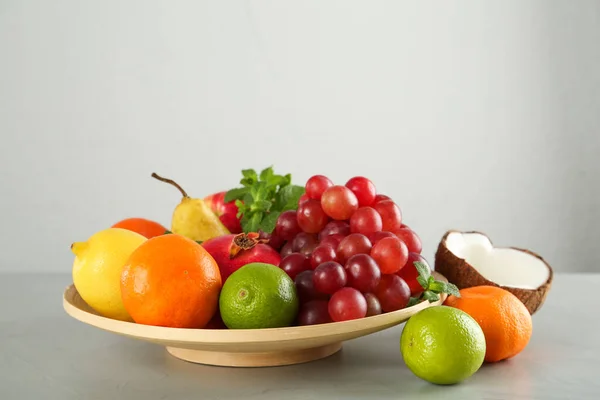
[204,191,242,233]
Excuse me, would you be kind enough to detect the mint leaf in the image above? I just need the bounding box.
[245,212,263,233]
[445,282,461,297]
[259,211,281,234]
[259,166,274,181]
[242,169,258,184]
[251,200,272,212]
[429,281,447,293]
[224,187,249,203]
[416,275,428,290]
[275,185,305,211]
[281,173,292,187]
[242,192,254,206]
[233,166,305,234]
[413,261,431,280]
[407,297,421,307]
[422,290,440,302]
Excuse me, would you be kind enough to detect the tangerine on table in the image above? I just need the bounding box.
[120,233,222,329]
[112,217,167,239]
[444,285,533,363]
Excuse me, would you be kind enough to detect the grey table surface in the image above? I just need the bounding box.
[1,273,598,400]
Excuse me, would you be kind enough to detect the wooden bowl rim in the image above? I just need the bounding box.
[63,271,447,344]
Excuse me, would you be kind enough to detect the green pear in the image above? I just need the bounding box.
[152,173,230,242]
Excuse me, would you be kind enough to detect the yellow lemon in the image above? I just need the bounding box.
[71,228,147,321]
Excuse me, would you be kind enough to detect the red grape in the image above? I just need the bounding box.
[299,241,318,257]
[349,207,383,235]
[364,293,382,316]
[313,261,347,295]
[370,237,409,274]
[345,176,377,207]
[394,228,422,254]
[371,194,391,206]
[297,300,332,326]
[280,241,294,258]
[298,193,309,205]
[321,185,359,220]
[319,234,345,250]
[367,231,396,245]
[328,288,367,321]
[397,253,430,295]
[336,233,372,264]
[292,232,318,252]
[310,245,337,269]
[275,210,302,241]
[318,220,350,240]
[280,253,312,280]
[294,270,328,303]
[374,274,410,312]
[345,254,381,293]
[305,175,334,200]
[267,230,285,251]
[373,200,403,232]
[297,200,329,233]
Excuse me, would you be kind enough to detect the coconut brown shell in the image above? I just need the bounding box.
[434,230,553,315]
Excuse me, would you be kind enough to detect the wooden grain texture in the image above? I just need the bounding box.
[62,272,448,366]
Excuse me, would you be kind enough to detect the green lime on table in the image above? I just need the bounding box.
[219,262,299,329]
[400,305,486,385]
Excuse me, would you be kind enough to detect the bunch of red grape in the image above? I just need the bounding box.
[272,175,432,326]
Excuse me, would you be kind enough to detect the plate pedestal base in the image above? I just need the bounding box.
[166,342,343,367]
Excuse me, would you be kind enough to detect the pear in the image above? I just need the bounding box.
[151,172,230,242]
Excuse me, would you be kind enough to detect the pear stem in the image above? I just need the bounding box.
[151,172,189,198]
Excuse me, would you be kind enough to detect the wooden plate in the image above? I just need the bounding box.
[63,271,447,367]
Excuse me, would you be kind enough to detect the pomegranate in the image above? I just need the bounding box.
[201,233,282,282]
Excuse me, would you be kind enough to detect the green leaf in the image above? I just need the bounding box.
[429,280,447,293]
[242,192,254,207]
[275,185,305,211]
[224,187,249,203]
[445,282,461,297]
[281,173,292,187]
[407,297,421,307]
[259,166,274,181]
[267,174,286,188]
[413,261,431,281]
[244,212,263,233]
[242,169,257,182]
[258,211,281,234]
[163,230,172,235]
[416,275,429,290]
[251,182,270,201]
[422,290,440,303]
[232,166,303,234]
[251,200,272,212]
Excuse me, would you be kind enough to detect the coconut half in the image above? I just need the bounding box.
[435,230,553,315]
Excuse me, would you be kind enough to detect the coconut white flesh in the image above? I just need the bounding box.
[444,232,550,290]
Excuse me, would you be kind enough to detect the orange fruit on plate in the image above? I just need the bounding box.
[444,285,532,363]
[120,233,222,328]
[112,217,167,239]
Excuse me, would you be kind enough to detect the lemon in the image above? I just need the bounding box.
[71,228,147,321]
[219,262,299,329]
[400,306,486,385]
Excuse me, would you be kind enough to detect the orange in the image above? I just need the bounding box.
[444,285,532,363]
[112,217,167,239]
[120,233,222,328]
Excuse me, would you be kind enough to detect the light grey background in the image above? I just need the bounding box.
[1,0,599,274]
